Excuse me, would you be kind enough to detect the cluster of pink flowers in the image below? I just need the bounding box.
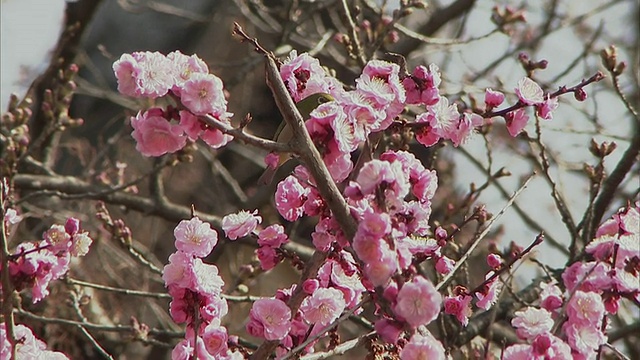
[256,224,289,270]
[162,216,242,359]
[113,51,233,157]
[503,203,639,359]
[3,217,93,303]
[1,323,69,359]
[491,77,560,137]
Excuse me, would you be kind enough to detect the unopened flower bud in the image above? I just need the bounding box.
[574,88,588,101]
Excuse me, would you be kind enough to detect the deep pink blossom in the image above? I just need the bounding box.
[374,319,403,344]
[435,256,455,274]
[444,294,473,326]
[249,298,292,341]
[256,246,279,270]
[275,176,310,221]
[174,216,218,257]
[258,224,289,248]
[201,319,228,356]
[505,108,529,136]
[162,251,196,289]
[484,88,505,108]
[130,110,186,156]
[403,64,441,106]
[393,276,442,328]
[364,246,398,287]
[539,282,563,311]
[486,253,502,269]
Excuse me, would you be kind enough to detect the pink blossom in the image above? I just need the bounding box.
[536,95,559,120]
[302,279,320,294]
[356,159,395,195]
[167,51,208,89]
[475,276,502,310]
[113,53,143,97]
[43,224,71,253]
[222,210,262,240]
[486,253,502,269]
[450,112,483,147]
[322,140,353,182]
[300,287,346,326]
[201,125,233,149]
[1,323,70,360]
[566,290,605,326]
[191,259,225,296]
[249,298,292,341]
[70,231,93,257]
[562,261,611,293]
[539,282,563,311]
[502,344,534,360]
[200,296,229,322]
[201,319,228,356]
[564,322,606,356]
[134,51,176,98]
[174,216,218,257]
[400,332,446,360]
[435,256,455,274]
[171,339,194,360]
[180,73,227,117]
[4,208,22,225]
[505,108,529,136]
[418,96,460,142]
[341,92,385,140]
[280,51,336,101]
[444,294,473,326]
[275,176,310,221]
[515,77,544,105]
[256,246,279,270]
[403,64,441,106]
[484,88,505,108]
[356,60,406,130]
[364,246,398,287]
[374,319,403,344]
[130,110,187,157]
[258,224,289,248]
[162,251,196,289]
[352,232,388,264]
[511,307,553,341]
[178,110,202,141]
[393,275,442,328]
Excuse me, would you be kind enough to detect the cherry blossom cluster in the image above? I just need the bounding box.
[1,323,69,359]
[502,203,639,359]
[2,214,93,303]
[161,216,242,359]
[113,51,233,157]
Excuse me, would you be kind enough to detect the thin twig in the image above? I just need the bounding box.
[436,173,535,291]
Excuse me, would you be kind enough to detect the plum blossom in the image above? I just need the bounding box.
[393,276,442,328]
[505,108,529,136]
[300,287,346,326]
[566,290,605,326]
[539,281,563,311]
[511,307,553,341]
[180,73,227,117]
[174,216,218,257]
[113,53,143,97]
[275,176,310,221]
[400,332,446,360]
[222,210,262,240]
[248,298,292,341]
[537,95,559,120]
[475,276,502,310]
[443,294,473,326]
[1,323,69,359]
[435,256,455,274]
[484,88,505,108]
[403,64,441,106]
[130,109,186,157]
[515,77,544,105]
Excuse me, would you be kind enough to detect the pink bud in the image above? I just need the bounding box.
[302,279,320,294]
[486,253,502,269]
[574,88,588,101]
[65,217,80,235]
